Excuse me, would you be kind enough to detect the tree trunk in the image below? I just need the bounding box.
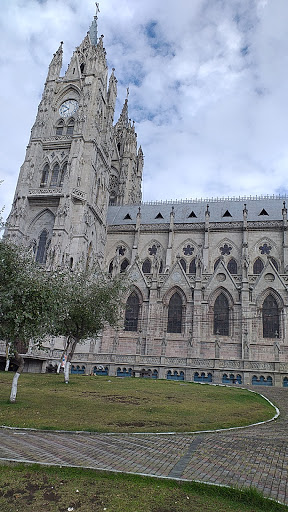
[9,352,24,403]
[64,337,78,384]
[5,343,10,371]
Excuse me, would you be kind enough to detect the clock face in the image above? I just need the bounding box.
[59,99,79,118]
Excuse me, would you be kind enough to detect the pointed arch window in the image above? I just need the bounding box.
[189,259,196,274]
[59,162,67,187]
[108,261,113,274]
[50,163,60,187]
[142,258,151,274]
[179,258,186,272]
[253,258,264,275]
[40,164,49,187]
[214,258,221,271]
[124,293,140,331]
[227,258,237,274]
[56,120,64,136]
[120,259,129,273]
[271,258,279,271]
[214,293,229,336]
[36,230,48,264]
[167,292,182,333]
[66,119,75,136]
[263,294,279,338]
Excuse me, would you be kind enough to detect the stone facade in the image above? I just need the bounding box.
[3,14,288,387]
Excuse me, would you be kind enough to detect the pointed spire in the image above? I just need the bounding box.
[117,98,129,128]
[89,2,100,46]
[46,41,63,81]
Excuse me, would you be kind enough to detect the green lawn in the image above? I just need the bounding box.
[0,372,276,432]
[0,464,287,512]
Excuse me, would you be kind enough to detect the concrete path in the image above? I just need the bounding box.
[1,386,287,505]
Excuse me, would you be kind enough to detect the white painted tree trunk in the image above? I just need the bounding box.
[5,359,10,372]
[64,361,71,384]
[10,372,20,403]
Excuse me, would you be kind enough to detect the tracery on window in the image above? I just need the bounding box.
[167,292,183,333]
[253,258,264,275]
[263,294,279,338]
[227,258,237,274]
[142,258,151,274]
[124,292,140,331]
[214,293,229,336]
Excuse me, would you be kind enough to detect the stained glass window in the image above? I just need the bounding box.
[253,258,264,274]
[142,259,151,273]
[167,292,182,333]
[179,259,186,272]
[214,293,229,336]
[189,259,196,274]
[124,293,140,331]
[227,258,237,274]
[263,295,279,338]
[41,164,49,186]
[36,230,48,264]
[50,163,60,187]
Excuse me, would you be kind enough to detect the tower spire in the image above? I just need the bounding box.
[89,2,100,46]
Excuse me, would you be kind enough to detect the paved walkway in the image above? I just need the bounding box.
[1,386,288,505]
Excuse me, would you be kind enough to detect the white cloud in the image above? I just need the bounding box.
[1,0,288,222]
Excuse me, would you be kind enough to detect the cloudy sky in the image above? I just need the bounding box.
[1,0,288,221]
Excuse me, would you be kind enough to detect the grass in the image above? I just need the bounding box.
[0,372,276,433]
[0,463,287,512]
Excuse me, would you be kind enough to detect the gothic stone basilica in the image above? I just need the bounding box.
[3,13,288,388]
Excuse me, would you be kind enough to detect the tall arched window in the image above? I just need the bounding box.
[179,259,186,272]
[56,120,64,135]
[142,258,151,274]
[167,292,182,333]
[263,294,279,338]
[124,293,140,331]
[50,163,60,187]
[40,164,49,186]
[59,162,67,187]
[227,258,237,274]
[214,258,221,271]
[214,293,229,336]
[66,119,75,135]
[189,259,196,274]
[36,230,48,264]
[253,258,264,274]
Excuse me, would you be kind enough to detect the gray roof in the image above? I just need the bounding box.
[107,196,288,226]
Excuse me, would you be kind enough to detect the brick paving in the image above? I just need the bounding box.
[0,386,288,505]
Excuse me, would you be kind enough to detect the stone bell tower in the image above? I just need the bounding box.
[5,10,119,270]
